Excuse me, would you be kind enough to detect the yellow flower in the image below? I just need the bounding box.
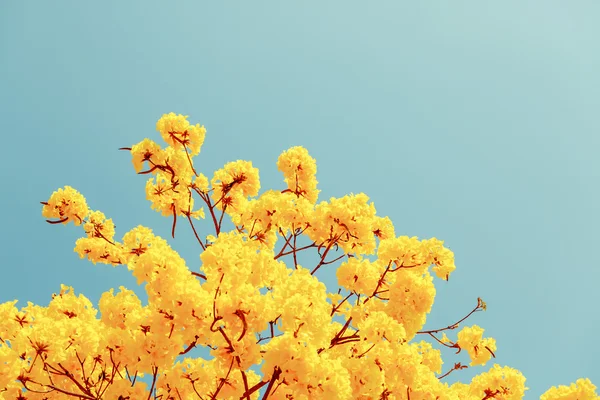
[21,113,596,399]
[457,325,497,366]
[156,112,206,156]
[211,160,260,211]
[540,378,599,400]
[469,364,528,399]
[277,146,320,204]
[130,138,162,173]
[41,186,89,225]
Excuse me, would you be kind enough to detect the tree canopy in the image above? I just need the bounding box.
[0,113,596,399]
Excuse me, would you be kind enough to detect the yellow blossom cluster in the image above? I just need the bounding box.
[277,146,320,204]
[0,113,596,399]
[540,379,600,400]
[41,186,89,226]
[456,325,497,367]
[210,160,261,213]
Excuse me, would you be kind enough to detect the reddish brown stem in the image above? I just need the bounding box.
[171,203,177,238]
[46,217,69,224]
[186,213,206,250]
[311,235,341,275]
[191,271,207,280]
[180,336,200,355]
[261,367,282,400]
[417,298,484,335]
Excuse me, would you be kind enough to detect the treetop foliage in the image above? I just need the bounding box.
[0,113,596,399]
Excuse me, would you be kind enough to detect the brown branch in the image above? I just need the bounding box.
[180,335,200,355]
[218,327,235,353]
[273,242,316,260]
[211,357,234,399]
[330,292,354,316]
[234,310,248,341]
[147,366,159,400]
[168,131,198,177]
[356,343,376,358]
[56,362,96,399]
[274,229,294,259]
[200,192,221,236]
[261,366,282,400]
[244,380,269,398]
[426,332,459,349]
[171,203,177,239]
[417,298,485,335]
[311,234,342,275]
[321,253,346,265]
[186,213,206,250]
[239,363,251,400]
[438,362,468,380]
[191,271,207,280]
[292,230,299,268]
[46,217,69,224]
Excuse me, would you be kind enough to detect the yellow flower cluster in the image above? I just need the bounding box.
[308,193,379,255]
[41,186,89,226]
[277,146,320,204]
[451,364,528,399]
[156,112,206,157]
[540,379,599,400]
[456,325,497,366]
[0,113,596,399]
[210,160,261,212]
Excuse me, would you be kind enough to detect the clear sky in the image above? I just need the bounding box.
[1,2,599,398]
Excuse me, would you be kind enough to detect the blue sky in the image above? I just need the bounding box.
[1,2,599,398]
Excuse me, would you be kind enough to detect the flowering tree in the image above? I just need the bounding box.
[0,113,597,399]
